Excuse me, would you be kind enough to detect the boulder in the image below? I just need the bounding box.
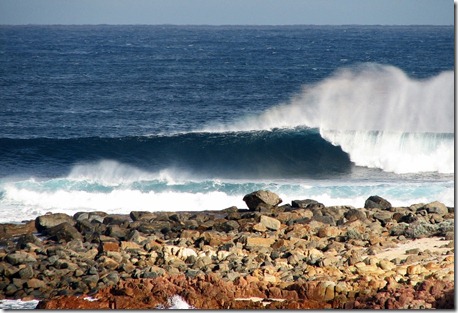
[35,213,75,232]
[103,214,131,225]
[6,252,37,265]
[130,211,156,221]
[245,237,275,248]
[16,233,42,249]
[422,201,448,216]
[46,222,83,242]
[364,195,391,210]
[74,211,107,223]
[259,215,281,231]
[26,278,46,289]
[291,199,324,210]
[372,211,393,224]
[243,190,282,211]
[0,221,36,240]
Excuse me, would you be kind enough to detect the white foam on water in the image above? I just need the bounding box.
[0,299,39,310]
[200,64,454,174]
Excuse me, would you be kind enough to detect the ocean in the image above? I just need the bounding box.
[0,25,453,226]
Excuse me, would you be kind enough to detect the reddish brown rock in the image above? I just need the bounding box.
[0,221,36,240]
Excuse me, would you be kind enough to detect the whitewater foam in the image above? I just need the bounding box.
[321,130,453,174]
[0,161,453,223]
[201,64,454,174]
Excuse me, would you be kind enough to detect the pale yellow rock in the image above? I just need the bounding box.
[252,223,267,232]
[407,264,426,275]
[378,259,396,271]
[121,241,142,251]
[396,266,407,275]
[263,273,277,283]
[354,261,366,269]
[357,264,385,275]
[246,237,275,248]
[365,256,380,266]
[98,256,119,270]
[259,215,281,231]
[335,281,349,295]
[318,281,336,301]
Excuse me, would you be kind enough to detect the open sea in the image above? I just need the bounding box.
[0,24,454,310]
[0,25,453,224]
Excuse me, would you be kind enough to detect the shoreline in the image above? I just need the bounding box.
[0,191,454,309]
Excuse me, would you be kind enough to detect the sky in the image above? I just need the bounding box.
[0,0,454,25]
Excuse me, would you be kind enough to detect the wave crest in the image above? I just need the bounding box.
[203,64,454,174]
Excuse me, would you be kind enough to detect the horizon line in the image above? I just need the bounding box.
[0,23,453,27]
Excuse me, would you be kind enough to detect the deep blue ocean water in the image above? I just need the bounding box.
[0,25,454,223]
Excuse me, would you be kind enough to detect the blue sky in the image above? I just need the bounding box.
[0,0,454,25]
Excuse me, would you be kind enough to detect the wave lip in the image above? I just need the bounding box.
[200,64,454,174]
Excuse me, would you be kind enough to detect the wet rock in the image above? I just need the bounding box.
[243,190,282,211]
[130,211,156,221]
[36,213,75,232]
[46,222,83,242]
[75,219,96,238]
[107,224,128,240]
[103,214,131,225]
[291,199,324,210]
[74,211,107,223]
[364,195,391,210]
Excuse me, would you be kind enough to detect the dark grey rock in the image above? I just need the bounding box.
[17,265,34,279]
[373,211,393,224]
[215,220,240,232]
[312,215,336,225]
[243,190,282,211]
[74,211,107,223]
[291,199,324,210]
[423,201,449,216]
[130,211,156,222]
[35,213,75,233]
[6,252,37,265]
[16,233,42,249]
[344,209,367,222]
[106,224,128,240]
[46,222,83,242]
[102,214,131,225]
[364,195,392,210]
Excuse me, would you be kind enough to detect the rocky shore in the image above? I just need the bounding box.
[0,191,454,309]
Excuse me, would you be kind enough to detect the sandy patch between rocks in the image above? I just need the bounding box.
[374,237,452,261]
[234,297,286,306]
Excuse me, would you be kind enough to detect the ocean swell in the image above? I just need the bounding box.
[201,63,454,174]
[0,129,352,179]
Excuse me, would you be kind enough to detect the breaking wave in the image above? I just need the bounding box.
[201,63,454,174]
